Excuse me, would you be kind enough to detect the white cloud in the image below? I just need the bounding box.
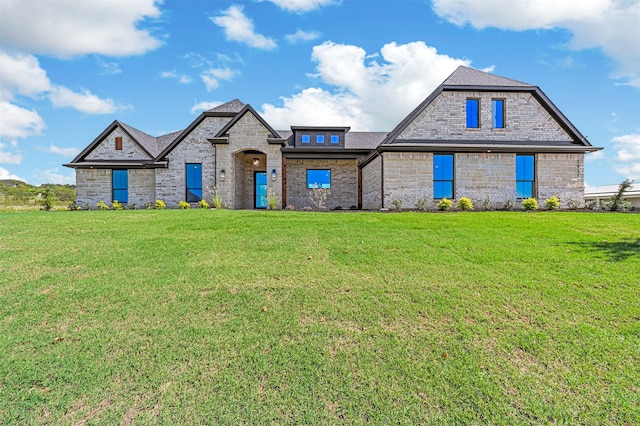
[0,166,25,181]
[97,58,122,75]
[0,101,46,139]
[261,41,469,130]
[200,68,237,91]
[0,150,23,164]
[431,0,640,87]
[585,150,605,162]
[36,168,75,185]
[0,0,163,58]
[612,134,640,179]
[160,70,193,84]
[286,29,321,43]
[48,86,125,115]
[0,51,51,101]
[264,0,338,13]
[39,144,80,157]
[212,5,277,50]
[191,101,224,114]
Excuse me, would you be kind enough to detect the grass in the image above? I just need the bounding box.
[0,210,638,424]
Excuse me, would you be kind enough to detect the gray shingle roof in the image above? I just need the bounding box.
[443,66,532,87]
[345,132,387,149]
[207,99,245,113]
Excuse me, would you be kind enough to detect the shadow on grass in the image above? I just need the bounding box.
[575,238,640,261]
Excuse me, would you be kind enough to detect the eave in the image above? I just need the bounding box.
[63,160,168,169]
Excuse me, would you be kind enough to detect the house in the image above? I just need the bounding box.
[585,183,640,209]
[65,66,601,210]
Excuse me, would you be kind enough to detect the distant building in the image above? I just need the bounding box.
[65,66,602,209]
[585,183,640,209]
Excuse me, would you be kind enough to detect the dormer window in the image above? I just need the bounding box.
[331,135,339,144]
[316,135,325,143]
[115,136,123,150]
[301,134,310,144]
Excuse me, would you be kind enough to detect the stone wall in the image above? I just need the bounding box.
[86,128,151,160]
[285,159,358,210]
[128,169,156,207]
[361,156,382,209]
[537,153,584,206]
[399,91,573,142]
[382,152,433,209]
[75,169,111,207]
[454,153,516,208]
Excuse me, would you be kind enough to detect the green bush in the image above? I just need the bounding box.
[391,199,403,210]
[415,197,429,211]
[112,200,124,210]
[37,186,56,211]
[504,199,515,211]
[212,192,222,209]
[96,200,109,210]
[437,197,453,211]
[154,199,166,210]
[457,197,474,211]
[178,201,190,209]
[198,199,210,209]
[521,198,539,211]
[545,195,561,210]
[483,196,492,211]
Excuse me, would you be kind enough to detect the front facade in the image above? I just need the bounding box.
[66,67,601,210]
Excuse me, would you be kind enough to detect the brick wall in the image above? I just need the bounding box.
[382,152,433,209]
[75,169,111,207]
[399,91,573,142]
[361,156,382,209]
[537,153,584,206]
[285,159,358,210]
[455,153,516,207]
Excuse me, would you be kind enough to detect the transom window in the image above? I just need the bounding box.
[466,99,480,128]
[433,154,454,199]
[186,163,203,202]
[112,169,128,203]
[516,155,535,198]
[492,99,505,129]
[307,169,331,189]
[301,134,310,144]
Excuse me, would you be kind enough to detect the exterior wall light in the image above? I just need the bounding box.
[253,158,260,166]
[271,169,277,181]
[220,169,225,181]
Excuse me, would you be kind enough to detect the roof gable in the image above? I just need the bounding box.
[443,66,532,87]
[214,104,281,139]
[207,99,245,113]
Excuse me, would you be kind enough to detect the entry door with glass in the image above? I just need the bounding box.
[255,172,267,209]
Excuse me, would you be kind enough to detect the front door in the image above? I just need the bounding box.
[255,172,267,209]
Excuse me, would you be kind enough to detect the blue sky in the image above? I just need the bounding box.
[1,0,638,187]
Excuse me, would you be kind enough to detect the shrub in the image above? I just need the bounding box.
[437,197,453,211]
[392,199,403,210]
[545,195,561,210]
[566,199,580,210]
[144,202,153,210]
[285,204,296,211]
[608,179,633,212]
[127,203,137,210]
[68,201,77,211]
[415,197,429,211]
[178,201,191,209]
[96,200,109,210]
[483,196,492,211]
[268,196,277,210]
[521,197,539,211]
[112,200,124,210]
[198,199,210,209]
[212,192,222,209]
[504,199,515,211]
[37,186,56,211]
[154,199,166,210]
[457,197,474,211]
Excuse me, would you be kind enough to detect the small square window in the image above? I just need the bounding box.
[301,134,310,143]
[330,135,340,144]
[316,135,325,143]
[115,136,123,151]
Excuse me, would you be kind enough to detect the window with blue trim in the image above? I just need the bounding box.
[516,155,534,198]
[316,135,325,144]
[112,169,128,203]
[301,134,310,144]
[466,99,479,128]
[186,163,203,202]
[433,154,453,199]
[492,99,504,128]
[331,135,340,144]
[307,169,331,189]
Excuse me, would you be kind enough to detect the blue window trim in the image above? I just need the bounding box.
[307,169,331,189]
[466,99,480,129]
[516,155,535,199]
[492,99,505,129]
[112,169,128,203]
[186,163,203,202]
[433,154,454,199]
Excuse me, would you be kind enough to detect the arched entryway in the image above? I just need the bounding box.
[234,150,267,209]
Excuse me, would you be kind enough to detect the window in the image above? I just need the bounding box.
[115,136,123,151]
[331,135,340,144]
[186,163,202,202]
[307,169,331,189]
[301,134,310,144]
[466,99,480,128]
[316,135,325,144]
[492,99,505,129]
[112,170,128,203]
[433,154,454,199]
[516,155,534,198]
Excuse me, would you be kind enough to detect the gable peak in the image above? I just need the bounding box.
[443,66,532,87]
[207,99,246,113]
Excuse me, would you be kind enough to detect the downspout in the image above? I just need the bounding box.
[380,153,385,209]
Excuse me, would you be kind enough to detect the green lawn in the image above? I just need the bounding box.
[1,210,638,424]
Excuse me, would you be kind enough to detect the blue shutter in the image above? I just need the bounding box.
[466,99,479,128]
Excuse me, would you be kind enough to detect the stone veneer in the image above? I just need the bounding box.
[361,156,382,209]
[285,159,358,210]
[86,128,151,161]
[75,168,155,208]
[454,153,516,207]
[382,152,433,209]
[537,153,584,206]
[399,91,573,142]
